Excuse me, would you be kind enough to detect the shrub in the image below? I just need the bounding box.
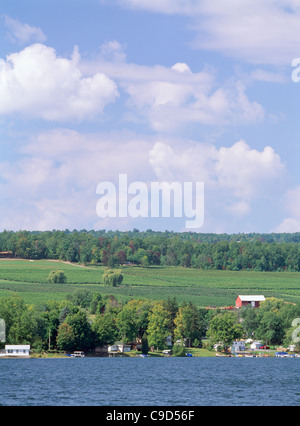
[47,270,67,284]
[172,344,186,357]
[102,269,123,287]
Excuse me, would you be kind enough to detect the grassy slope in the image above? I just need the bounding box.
[0,259,299,307]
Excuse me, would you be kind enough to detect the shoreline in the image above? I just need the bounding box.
[1,350,299,359]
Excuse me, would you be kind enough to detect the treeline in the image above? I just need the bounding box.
[1,229,300,271]
[0,292,299,353]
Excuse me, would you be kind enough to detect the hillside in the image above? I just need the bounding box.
[0,259,299,307]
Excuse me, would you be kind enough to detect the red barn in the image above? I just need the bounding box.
[235,295,265,308]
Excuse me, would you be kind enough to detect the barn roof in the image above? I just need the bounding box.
[237,295,265,301]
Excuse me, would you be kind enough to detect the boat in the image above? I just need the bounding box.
[70,351,85,358]
[275,351,288,357]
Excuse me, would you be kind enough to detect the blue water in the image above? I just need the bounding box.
[0,357,299,406]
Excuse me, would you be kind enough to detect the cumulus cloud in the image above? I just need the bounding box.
[82,51,264,132]
[215,141,284,198]
[4,15,47,44]
[0,128,287,231]
[0,44,119,121]
[149,139,285,218]
[0,129,154,230]
[126,75,264,131]
[273,186,300,232]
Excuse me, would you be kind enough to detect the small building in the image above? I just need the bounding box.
[231,340,246,353]
[165,335,172,347]
[108,344,119,352]
[0,251,13,258]
[118,344,131,353]
[108,342,131,353]
[236,295,265,308]
[250,341,262,350]
[4,345,30,357]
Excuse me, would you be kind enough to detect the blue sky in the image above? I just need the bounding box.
[1,0,300,233]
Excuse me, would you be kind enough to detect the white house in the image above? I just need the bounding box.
[108,344,119,352]
[250,341,262,350]
[108,342,131,353]
[118,344,131,353]
[165,335,172,347]
[3,345,30,357]
[231,340,246,352]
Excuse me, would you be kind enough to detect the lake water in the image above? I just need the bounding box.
[0,357,299,406]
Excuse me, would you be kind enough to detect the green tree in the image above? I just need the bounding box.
[92,312,118,346]
[174,302,202,347]
[57,311,92,351]
[240,307,259,338]
[56,323,75,351]
[67,289,93,309]
[255,311,285,345]
[172,343,186,357]
[0,295,37,345]
[102,269,123,287]
[47,270,67,284]
[208,312,243,352]
[164,297,179,340]
[116,302,139,342]
[89,292,105,315]
[147,301,172,350]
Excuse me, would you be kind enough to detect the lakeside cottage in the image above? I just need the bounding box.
[235,295,265,308]
[251,341,263,350]
[108,342,131,353]
[231,340,246,352]
[0,345,30,357]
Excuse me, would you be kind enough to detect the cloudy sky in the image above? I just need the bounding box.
[1,0,300,233]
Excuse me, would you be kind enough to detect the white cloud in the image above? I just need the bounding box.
[274,218,300,233]
[0,44,119,121]
[215,141,284,198]
[4,15,47,44]
[0,128,287,231]
[149,139,285,217]
[82,51,264,131]
[226,201,251,217]
[273,186,300,232]
[117,0,202,14]
[100,40,127,62]
[117,0,300,65]
[125,75,264,131]
[0,129,154,230]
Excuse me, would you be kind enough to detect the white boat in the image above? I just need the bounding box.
[70,351,85,358]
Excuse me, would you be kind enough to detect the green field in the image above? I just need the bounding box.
[0,259,299,307]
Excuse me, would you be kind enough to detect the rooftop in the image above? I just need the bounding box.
[238,295,265,301]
